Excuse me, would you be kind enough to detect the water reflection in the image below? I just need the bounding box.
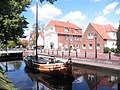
[24,66,73,90]
[72,66,119,90]
[0,61,119,90]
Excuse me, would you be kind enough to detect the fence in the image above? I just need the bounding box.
[38,49,120,61]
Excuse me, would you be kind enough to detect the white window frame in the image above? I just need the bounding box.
[87,33,94,39]
[64,27,69,32]
[82,44,86,49]
[89,44,92,49]
[74,29,78,33]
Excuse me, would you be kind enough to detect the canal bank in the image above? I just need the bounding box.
[0,70,16,90]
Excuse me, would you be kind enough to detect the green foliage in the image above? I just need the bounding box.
[104,47,110,53]
[115,48,120,53]
[116,22,120,52]
[40,0,57,4]
[111,48,115,53]
[0,70,17,90]
[0,0,32,46]
[7,40,16,48]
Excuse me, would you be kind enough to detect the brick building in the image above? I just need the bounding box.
[44,20,82,50]
[80,23,117,53]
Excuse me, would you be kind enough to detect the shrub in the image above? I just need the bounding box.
[111,48,115,53]
[115,48,120,53]
[104,47,110,53]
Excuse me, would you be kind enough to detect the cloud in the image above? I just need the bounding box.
[115,8,120,15]
[103,1,119,15]
[63,11,86,21]
[93,16,118,28]
[93,16,107,24]
[58,11,87,33]
[30,4,62,21]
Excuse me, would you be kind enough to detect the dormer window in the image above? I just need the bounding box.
[87,33,94,39]
[64,27,69,32]
[74,29,78,33]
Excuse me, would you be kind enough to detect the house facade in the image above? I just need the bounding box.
[29,31,44,49]
[80,23,117,53]
[44,20,82,50]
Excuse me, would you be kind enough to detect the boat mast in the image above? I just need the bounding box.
[36,0,38,61]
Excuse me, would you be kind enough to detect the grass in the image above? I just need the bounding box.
[0,70,17,90]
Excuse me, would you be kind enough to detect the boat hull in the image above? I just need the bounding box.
[24,56,72,76]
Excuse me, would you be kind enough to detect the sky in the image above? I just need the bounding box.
[22,0,120,39]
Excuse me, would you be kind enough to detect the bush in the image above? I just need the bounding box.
[111,48,115,53]
[115,48,120,53]
[104,47,110,53]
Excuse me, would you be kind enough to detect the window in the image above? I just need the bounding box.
[74,29,78,33]
[74,36,77,40]
[65,35,68,40]
[64,28,69,32]
[51,27,53,30]
[89,44,92,49]
[69,35,73,41]
[87,33,94,39]
[113,33,116,37]
[97,44,100,49]
[82,44,86,49]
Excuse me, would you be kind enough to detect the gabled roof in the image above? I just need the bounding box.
[46,20,82,29]
[21,39,28,44]
[103,24,117,32]
[90,23,117,40]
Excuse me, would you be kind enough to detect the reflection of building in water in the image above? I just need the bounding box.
[88,74,95,81]
[72,67,118,90]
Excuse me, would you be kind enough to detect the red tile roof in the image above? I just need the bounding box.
[46,20,82,29]
[46,20,82,35]
[90,23,117,40]
[103,24,117,32]
[21,39,28,44]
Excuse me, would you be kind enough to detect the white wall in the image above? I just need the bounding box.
[37,35,43,46]
[105,40,117,49]
[107,32,116,40]
[44,26,58,49]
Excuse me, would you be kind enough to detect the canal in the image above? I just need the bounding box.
[0,60,119,90]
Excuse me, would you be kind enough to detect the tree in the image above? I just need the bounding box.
[116,21,120,53]
[0,0,32,48]
[7,41,16,48]
[40,0,57,4]
[0,0,57,49]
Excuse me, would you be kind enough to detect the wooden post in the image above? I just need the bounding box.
[62,51,64,58]
[57,50,58,56]
[52,50,53,55]
[85,51,86,57]
[76,50,77,57]
[109,51,111,60]
[48,50,49,55]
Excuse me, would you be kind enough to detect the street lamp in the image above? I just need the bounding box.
[69,35,71,56]
[94,34,97,58]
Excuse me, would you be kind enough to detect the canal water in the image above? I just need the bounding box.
[0,60,119,90]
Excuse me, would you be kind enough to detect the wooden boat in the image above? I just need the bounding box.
[24,55,72,76]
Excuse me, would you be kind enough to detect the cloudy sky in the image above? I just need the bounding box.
[22,0,120,37]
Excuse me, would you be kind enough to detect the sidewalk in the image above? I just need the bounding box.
[72,58,120,71]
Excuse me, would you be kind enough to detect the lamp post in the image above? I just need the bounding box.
[69,35,71,56]
[36,0,38,61]
[94,34,97,58]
